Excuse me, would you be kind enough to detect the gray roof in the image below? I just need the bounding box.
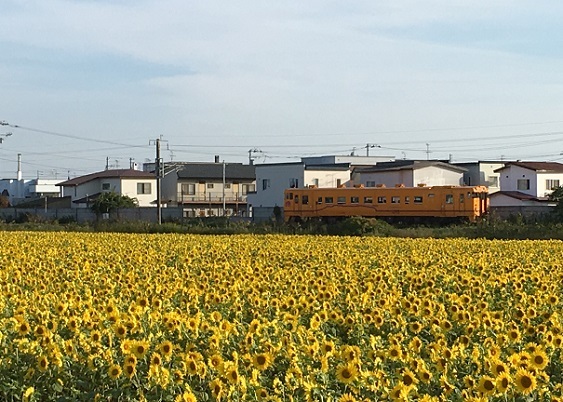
[357,160,467,174]
[58,169,155,187]
[177,163,255,180]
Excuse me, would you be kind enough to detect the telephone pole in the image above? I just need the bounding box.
[150,137,165,224]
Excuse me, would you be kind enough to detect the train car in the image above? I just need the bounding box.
[283,185,488,223]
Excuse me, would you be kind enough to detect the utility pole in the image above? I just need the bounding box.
[150,137,165,224]
[248,148,262,165]
[426,143,431,160]
[222,160,226,216]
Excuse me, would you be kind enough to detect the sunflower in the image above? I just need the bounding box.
[252,352,273,371]
[17,321,31,336]
[495,372,511,394]
[225,365,240,384]
[514,369,537,395]
[401,368,419,388]
[113,323,127,339]
[159,340,174,359]
[256,387,269,401]
[132,341,150,359]
[335,363,358,385]
[530,349,549,370]
[123,363,136,379]
[108,364,122,380]
[36,355,49,372]
[338,393,357,402]
[186,359,199,376]
[477,375,496,396]
[210,378,224,399]
[150,353,163,367]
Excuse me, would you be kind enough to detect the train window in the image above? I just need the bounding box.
[351,196,359,204]
[325,197,333,204]
[377,196,386,204]
[445,194,453,204]
[364,196,373,203]
[302,195,309,205]
[317,197,323,204]
[286,192,293,200]
[405,196,410,204]
[460,194,464,203]
[414,196,423,204]
[337,196,346,204]
[391,196,400,204]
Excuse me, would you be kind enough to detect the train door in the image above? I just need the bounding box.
[443,193,455,216]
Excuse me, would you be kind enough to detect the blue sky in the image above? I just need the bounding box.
[1,0,563,178]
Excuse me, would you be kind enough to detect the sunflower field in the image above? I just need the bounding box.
[1,232,562,402]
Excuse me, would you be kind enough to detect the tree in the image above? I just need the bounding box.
[90,191,138,214]
[548,186,563,221]
[0,195,10,208]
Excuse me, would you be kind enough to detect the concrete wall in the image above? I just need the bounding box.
[0,207,183,223]
[413,166,464,187]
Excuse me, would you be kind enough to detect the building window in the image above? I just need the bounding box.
[181,183,195,195]
[337,196,346,204]
[366,181,376,187]
[224,183,231,189]
[312,178,319,186]
[262,179,270,190]
[325,197,333,204]
[488,176,499,187]
[517,179,530,190]
[101,182,110,191]
[414,196,423,204]
[289,178,299,188]
[336,179,342,187]
[546,179,560,190]
[207,183,214,189]
[242,184,255,194]
[137,182,152,194]
[377,196,386,204]
[445,194,454,204]
[391,196,400,204]
[351,196,359,204]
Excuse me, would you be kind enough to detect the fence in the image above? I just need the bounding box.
[0,207,184,224]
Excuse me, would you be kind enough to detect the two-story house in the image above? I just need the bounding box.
[57,169,157,208]
[489,161,563,215]
[160,162,256,217]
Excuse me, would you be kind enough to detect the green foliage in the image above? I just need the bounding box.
[549,186,563,221]
[90,192,138,214]
[0,195,10,208]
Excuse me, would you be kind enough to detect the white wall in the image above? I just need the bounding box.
[304,169,350,188]
[413,166,464,186]
[360,170,413,187]
[122,178,156,207]
[498,165,538,196]
[250,164,305,208]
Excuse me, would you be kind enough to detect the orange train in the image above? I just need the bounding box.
[283,185,489,223]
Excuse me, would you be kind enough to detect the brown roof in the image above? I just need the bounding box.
[495,161,563,173]
[58,169,155,187]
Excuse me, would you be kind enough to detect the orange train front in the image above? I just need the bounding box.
[284,185,489,223]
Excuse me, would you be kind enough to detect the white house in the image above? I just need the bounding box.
[247,162,351,221]
[57,169,157,208]
[489,162,563,215]
[454,161,506,194]
[355,160,466,188]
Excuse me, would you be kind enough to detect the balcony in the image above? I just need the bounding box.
[176,191,248,204]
